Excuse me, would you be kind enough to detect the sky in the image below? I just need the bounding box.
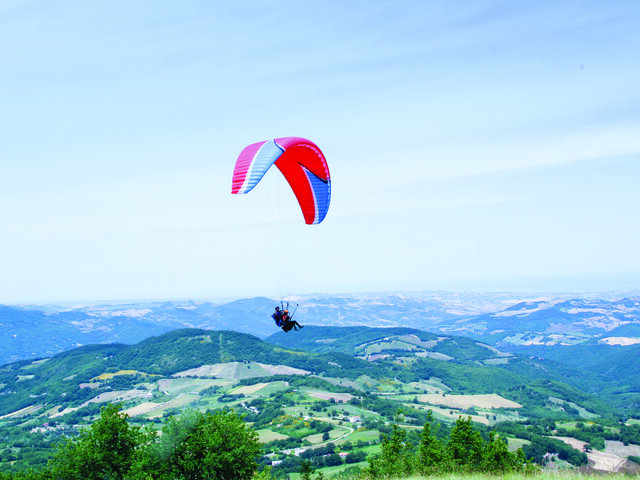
[1,0,639,303]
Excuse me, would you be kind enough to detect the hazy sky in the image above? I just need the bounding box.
[1,0,639,303]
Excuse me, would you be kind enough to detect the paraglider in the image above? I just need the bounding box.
[232,137,330,332]
[231,137,331,224]
[272,304,303,333]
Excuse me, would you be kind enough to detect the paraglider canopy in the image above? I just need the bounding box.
[231,137,331,224]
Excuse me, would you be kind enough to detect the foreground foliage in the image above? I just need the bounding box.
[0,404,261,480]
[363,412,536,479]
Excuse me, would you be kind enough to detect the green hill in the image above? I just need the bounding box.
[267,326,516,363]
[504,340,640,416]
[267,326,617,418]
[0,327,637,475]
[0,329,405,418]
[0,327,620,423]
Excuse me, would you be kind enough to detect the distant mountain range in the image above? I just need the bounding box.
[0,298,276,365]
[2,291,639,378]
[446,296,640,347]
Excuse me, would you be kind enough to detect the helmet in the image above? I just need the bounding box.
[275,306,280,310]
[284,310,289,314]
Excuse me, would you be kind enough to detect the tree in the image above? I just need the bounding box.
[300,459,314,480]
[480,431,527,473]
[446,416,484,471]
[366,412,416,478]
[345,451,366,464]
[152,409,201,463]
[47,403,151,480]
[165,409,261,480]
[323,454,342,467]
[419,410,447,473]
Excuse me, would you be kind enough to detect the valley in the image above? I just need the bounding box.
[1,324,639,476]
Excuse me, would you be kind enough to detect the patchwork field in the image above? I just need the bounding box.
[53,388,152,418]
[605,440,640,457]
[555,437,638,473]
[397,334,441,349]
[416,393,522,410]
[257,428,289,442]
[158,377,228,394]
[0,404,42,419]
[91,370,158,381]
[173,362,310,379]
[230,381,289,395]
[123,402,162,417]
[410,404,492,425]
[307,391,354,403]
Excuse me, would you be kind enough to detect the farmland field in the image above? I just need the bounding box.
[415,393,522,409]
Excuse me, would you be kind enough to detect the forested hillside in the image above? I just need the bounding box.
[268,326,629,416]
[2,327,639,476]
